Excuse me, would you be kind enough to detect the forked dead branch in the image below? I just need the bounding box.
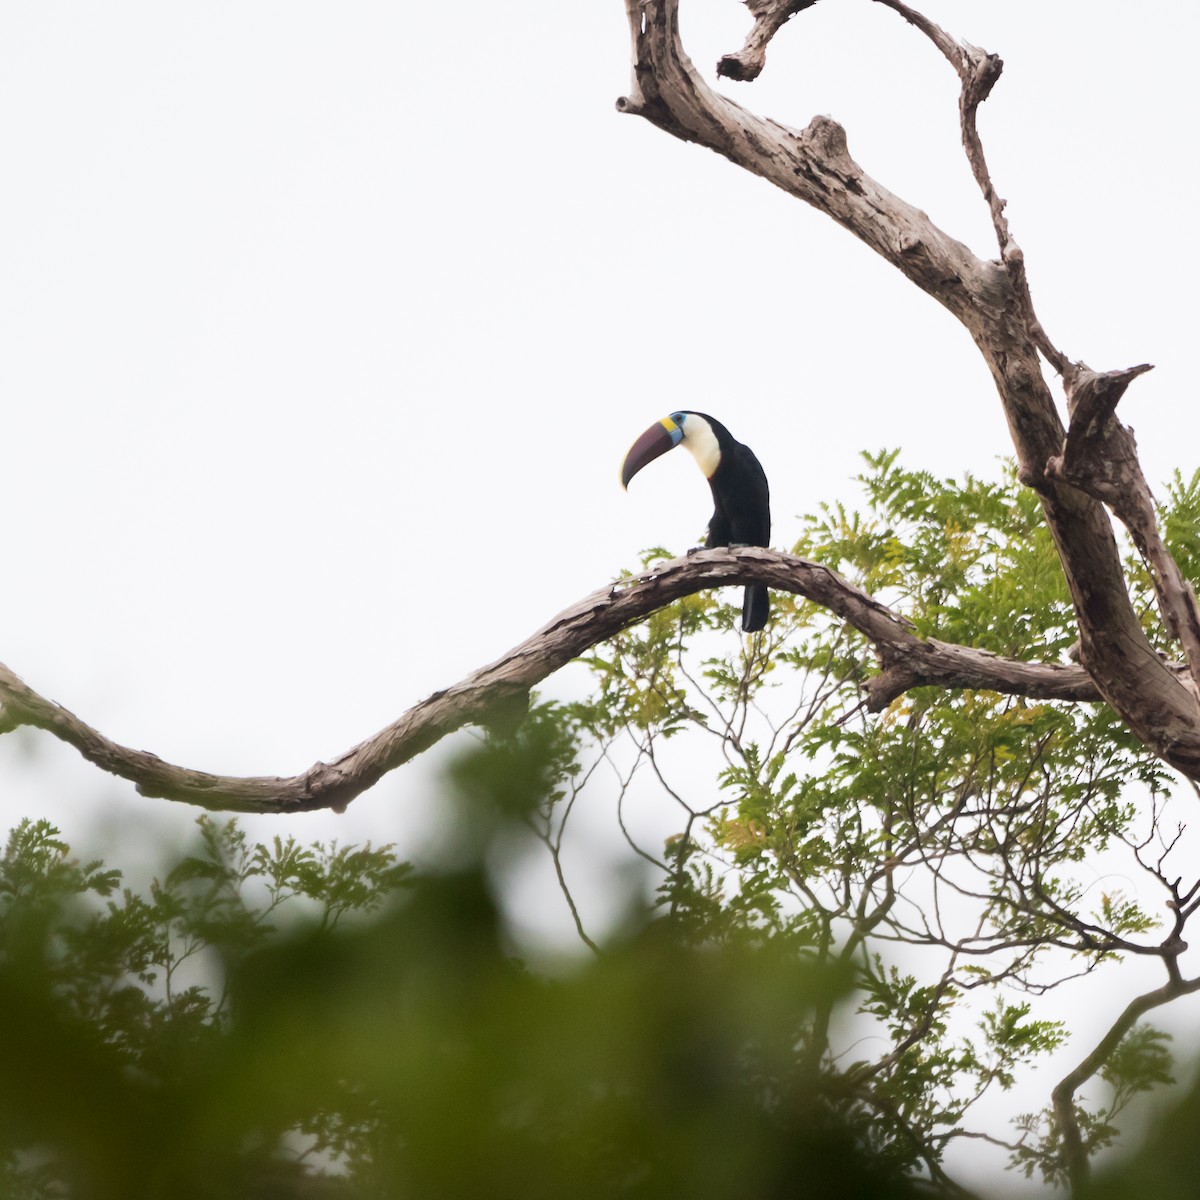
[0,548,1098,813]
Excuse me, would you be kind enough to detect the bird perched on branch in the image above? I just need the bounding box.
[621,411,771,632]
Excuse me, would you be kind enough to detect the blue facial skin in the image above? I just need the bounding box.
[665,412,686,446]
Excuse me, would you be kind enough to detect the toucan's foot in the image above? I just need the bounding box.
[686,546,702,557]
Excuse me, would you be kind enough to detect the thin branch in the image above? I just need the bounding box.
[871,0,1067,372]
[618,738,673,868]
[1052,972,1200,1192]
[543,833,602,955]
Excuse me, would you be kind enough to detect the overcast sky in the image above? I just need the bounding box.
[3,1,1199,1184]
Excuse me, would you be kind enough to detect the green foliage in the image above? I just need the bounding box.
[803,449,1077,658]
[566,451,1194,1188]
[0,814,415,1199]
[1160,469,1200,587]
[0,748,918,1200]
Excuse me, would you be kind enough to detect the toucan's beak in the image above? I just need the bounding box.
[620,416,684,489]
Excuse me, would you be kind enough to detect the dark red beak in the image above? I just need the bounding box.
[620,417,684,489]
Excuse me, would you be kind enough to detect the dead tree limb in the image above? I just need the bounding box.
[0,548,1099,814]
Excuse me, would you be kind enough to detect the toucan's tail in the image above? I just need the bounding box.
[742,584,769,633]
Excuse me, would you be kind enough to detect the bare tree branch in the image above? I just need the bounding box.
[0,548,1099,814]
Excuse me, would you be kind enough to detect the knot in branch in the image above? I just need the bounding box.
[801,114,853,165]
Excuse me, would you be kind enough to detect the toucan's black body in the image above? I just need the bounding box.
[699,415,771,632]
[621,410,772,632]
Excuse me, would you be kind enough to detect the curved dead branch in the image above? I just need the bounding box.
[0,548,1098,814]
[617,0,1200,780]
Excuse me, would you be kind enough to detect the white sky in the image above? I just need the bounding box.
[2,0,1199,1188]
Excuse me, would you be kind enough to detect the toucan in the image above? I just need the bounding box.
[621,411,771,633]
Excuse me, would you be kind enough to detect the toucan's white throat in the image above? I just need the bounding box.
[680,413,721,479]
